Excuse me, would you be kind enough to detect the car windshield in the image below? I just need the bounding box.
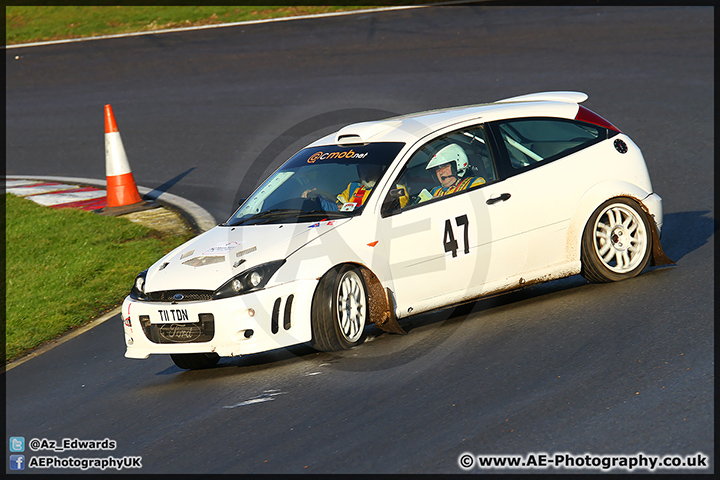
[225,142,405,226]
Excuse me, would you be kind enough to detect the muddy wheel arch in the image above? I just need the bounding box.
[358,265,407,335]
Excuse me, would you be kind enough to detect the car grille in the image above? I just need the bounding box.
[139,314,215,344]
[145,290,214,302]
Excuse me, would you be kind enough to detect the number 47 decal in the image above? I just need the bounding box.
[443,214,470,258]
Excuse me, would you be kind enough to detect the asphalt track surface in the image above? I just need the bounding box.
[5,5,714,474]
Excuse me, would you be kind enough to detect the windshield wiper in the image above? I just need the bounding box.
[229,208,304,226]
[226,208,352,227]
[295,209,351,219]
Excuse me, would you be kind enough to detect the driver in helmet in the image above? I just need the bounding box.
[302,162,409,211]
[425,143,485,198]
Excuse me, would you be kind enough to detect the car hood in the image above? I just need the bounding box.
[144,218,352,292]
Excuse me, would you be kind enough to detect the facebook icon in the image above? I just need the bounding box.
[9,455,25,470]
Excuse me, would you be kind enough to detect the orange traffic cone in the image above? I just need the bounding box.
[97,105,155,215]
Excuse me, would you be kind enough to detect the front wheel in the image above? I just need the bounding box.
[170,352,220,370]
[311,265,368,351]
[581,197,652,283]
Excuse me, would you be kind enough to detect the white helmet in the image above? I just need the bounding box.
[426,144,469,178]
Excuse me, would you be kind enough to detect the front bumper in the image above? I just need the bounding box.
[122,279,316,359]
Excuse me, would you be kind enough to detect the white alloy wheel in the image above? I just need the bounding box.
[311,265,368,351]
[581,197,653,283]
[593,202,648,273]
[336,269,367,343]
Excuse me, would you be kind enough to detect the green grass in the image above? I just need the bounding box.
[5,5,376,45]
[4,194,192,363]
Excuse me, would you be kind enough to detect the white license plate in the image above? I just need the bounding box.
[151,308,195,324]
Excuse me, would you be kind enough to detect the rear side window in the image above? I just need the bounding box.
[494,118,607,171]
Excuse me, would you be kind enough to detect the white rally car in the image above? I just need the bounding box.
[123,91,672,369]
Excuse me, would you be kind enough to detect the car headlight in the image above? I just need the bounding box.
[130,270,148,300]
[213,260,286,300]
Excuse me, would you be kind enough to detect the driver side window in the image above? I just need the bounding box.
[383,125,496,216]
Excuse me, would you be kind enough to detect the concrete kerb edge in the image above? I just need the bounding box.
[3,175,217,370]
[4,175,218,232]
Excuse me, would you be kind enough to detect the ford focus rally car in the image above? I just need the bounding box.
[122,91,672,370]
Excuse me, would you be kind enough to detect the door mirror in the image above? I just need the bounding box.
[381,188,405,217]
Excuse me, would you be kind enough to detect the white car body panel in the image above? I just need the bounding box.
[144,218,354,292]
[375,178,529,318]
[509,134,652,273]
[122,92,667,362]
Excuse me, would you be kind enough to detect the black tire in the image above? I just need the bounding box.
[170,352,220,370]
[581,197,652,283]
[311,265,368,352]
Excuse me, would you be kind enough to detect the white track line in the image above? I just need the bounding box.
[6,183,77,196]
[5,307,122,371]
[31,189,106,206]
[6,5,436,50]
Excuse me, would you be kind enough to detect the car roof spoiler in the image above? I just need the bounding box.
[494,91,588,104]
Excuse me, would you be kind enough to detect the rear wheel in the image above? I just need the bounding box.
[170,352,220,370]
[311,265,368,351]
[581,197,652,283]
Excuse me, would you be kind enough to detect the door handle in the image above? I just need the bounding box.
[486,193,511,205]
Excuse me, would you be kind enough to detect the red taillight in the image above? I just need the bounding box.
[575,105,621,133]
